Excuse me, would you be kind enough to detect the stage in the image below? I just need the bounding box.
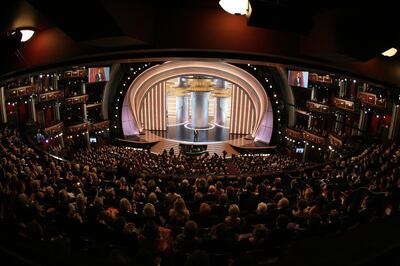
[153,124,229,143]
[118,62,277,157]
[120,129,276,157]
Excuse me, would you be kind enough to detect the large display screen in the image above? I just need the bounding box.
[88,67,110,83]
[288,70,309,88]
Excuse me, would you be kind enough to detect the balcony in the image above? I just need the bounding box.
[359,91,387,109]
[8,85,36,99]
[38,90,64,102]
[44,122,64,135]
[332,97,355,112]
[66,122,88,134]
[303,130,326,145]
[328,133,343,148]
[285,127,303,140]
[63,69,87,79]
[86,102,102,108]
[89,120,110,132]
[309,73,333,84]
[295,109,310,116]
[306,100,330,113]
[64,94,89,105]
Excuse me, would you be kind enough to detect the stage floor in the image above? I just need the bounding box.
[122,130,275,156]
[153,124,229,143]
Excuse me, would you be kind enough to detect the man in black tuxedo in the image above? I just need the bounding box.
[95,69,104,82]
[294,72,302,87]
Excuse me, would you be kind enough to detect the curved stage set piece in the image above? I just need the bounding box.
[120,61,276,156]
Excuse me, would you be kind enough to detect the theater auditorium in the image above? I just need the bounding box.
[1,1,400,266]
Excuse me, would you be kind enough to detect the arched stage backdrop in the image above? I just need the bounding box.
[121,61,274,143]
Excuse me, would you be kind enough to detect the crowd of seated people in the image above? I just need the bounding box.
[1,126,400,266]
[231,154,303,174]
[73,145,229,175]
[73,144,302,176]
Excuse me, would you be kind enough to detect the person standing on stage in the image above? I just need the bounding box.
[95,68,104,82]
[193,130,198,142]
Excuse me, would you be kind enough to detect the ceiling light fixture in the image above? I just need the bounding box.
[219,0,251,15]
[11,28,35,43]
[382,47,397,57]
[19,29,35,42]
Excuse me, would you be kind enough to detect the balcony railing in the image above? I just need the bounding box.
[306,100,330,113]
[285,127,303,139]
[328,133,343,148]
[332,97,355,112]
[38,90,64,102]
[303,130,326,145]
[64,94,89,105]
[86,102,102,108]
[63,69,87,79]
[295,109,310,116]
[8,85,36,99]
[44,122,64,135]
[359,91,387,109]
[66,122,88,134]
[309,73,333,84]
[89,120,109,132]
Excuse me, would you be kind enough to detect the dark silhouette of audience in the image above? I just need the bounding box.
[0,126,400,266]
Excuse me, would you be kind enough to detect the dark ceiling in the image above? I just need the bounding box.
[1,0,400,85]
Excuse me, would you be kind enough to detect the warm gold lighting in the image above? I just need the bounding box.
[188,78,213,92]
[219,0,250,15]
[382,47,397,57]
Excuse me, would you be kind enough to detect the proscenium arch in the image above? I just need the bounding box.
[124,61,272,138]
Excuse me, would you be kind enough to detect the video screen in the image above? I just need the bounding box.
[288,70,309,88]
[88,67,110,83]
[296,147,304,153]
[89,137,97,143]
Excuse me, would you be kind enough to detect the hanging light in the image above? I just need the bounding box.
[10,27,35,43]
[219,0,250,15]
[382,47,397,57]
[16,28,35,42]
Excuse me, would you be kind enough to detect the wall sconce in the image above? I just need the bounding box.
[219,0,251,16]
